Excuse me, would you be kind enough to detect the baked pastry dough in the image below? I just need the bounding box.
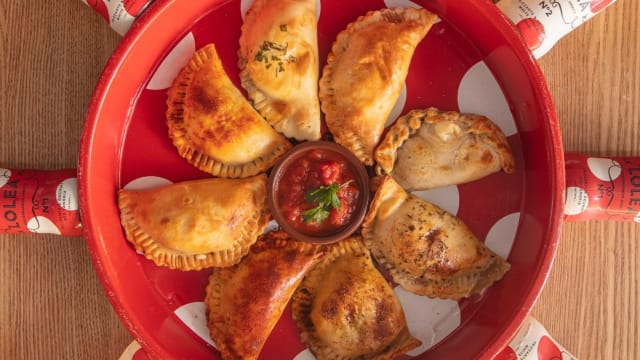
[239,0,321,141]
[117,175,269,270]
[375,108,515,191]
[362,176,510,299]
[166,44,291,178]
[319,7,436,165]
[205,231,326,360]
[292,236,420,359]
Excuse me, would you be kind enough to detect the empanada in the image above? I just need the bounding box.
[362,176,510,299]
[292,236,420,359]
[117,175,269,270]
[319,8,436,165]
[239,0,321,141]
[205,231,326,360]
[166,44,291,178]
[375,108,515,191]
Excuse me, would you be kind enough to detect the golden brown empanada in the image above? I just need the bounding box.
[205,231,326,360]
[362,176,510,299]
[239,0,321,141]
[292,236,420,359]
[375,108,515,191]
[166,44,291,178]
[117,175,269,270]
[319,8,436,165]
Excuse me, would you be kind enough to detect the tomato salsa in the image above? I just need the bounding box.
[276,148,360,236]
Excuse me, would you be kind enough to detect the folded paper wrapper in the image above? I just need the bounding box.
[79,0,153,35]
[494,317,577,360]
[0,168,82,236]
[495,0,617,59]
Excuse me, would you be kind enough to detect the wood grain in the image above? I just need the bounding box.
[0,1,128,359]
[533,1,640,359]
[0,0,638,359]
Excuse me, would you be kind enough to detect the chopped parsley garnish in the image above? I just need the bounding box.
[301,205,331,225]
[254,39,296,77]
[302,180,353,224]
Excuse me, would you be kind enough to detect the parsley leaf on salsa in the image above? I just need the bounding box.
[302,180,353,224]
[301,205,330,224]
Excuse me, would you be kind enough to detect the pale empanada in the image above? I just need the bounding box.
[319,7,436,165]
[117,175,269,270]
[239,0,321,141]
[362,176,510,299]
[375,108,515,191]
[292,236,420,359]
[205,231,326,360]
[166,44,291,178]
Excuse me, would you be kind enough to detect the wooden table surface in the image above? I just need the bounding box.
[0,0,638,359]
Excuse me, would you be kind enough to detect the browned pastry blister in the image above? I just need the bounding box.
[361,175,510,299]
[239,0,321,141]
[319,7,437,165]
[292,236,421,359]
[205,231,327,360]
[166,44,291,178]
[374,107,515,191]
[117,175,270,270]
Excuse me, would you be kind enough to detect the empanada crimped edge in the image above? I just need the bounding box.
[238,0,321,141]
[292,236,421,359]
[362,175,511,299]
[205,231,326,359]
[374,107,515,177]
[319,7,437,165]
[166,44,291,178]
[117,176,270,270]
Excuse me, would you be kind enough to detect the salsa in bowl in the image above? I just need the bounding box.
[267,141,370,244]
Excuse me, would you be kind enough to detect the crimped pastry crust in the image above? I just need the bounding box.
[239,0,321,141]
[374,107,515,191]
[292,236,421,359]
[117,175,270,270]
[166,44,291,178]
[362,176,510,299]
[319,7,436,165]
[205,231,326,360]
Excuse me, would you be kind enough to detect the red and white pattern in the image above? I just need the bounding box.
[497,0,617,58]
[115,0,524,358]
[564,154,640,222]
[0,169,82,236]
[495,317,577,360]
[81,0,152,35]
